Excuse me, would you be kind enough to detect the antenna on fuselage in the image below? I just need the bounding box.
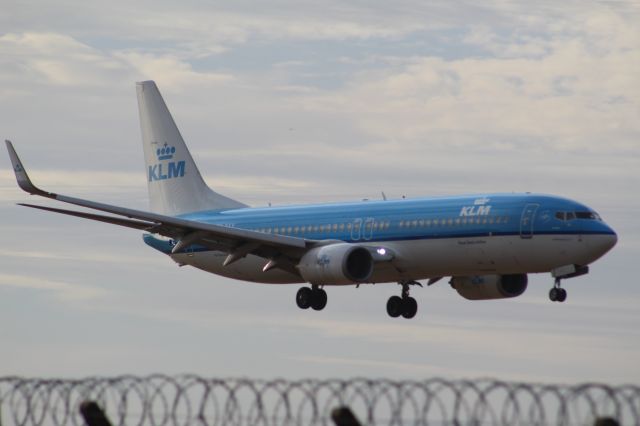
[381,191,387,201]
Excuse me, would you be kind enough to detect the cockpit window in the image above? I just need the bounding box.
[575,211,599,220]
[556,211,601,221]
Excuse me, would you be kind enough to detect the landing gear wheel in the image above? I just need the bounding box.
[401,297,418,319]
[311,288,327,311]
[549,279,568,303]
[386,296,403,318]
[557,288,567,302]
[388,281,421,319]
[296,287,312,309]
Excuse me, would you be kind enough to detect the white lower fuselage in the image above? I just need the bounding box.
[171,233,615,285]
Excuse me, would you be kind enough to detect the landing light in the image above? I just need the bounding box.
[377,248,386,255]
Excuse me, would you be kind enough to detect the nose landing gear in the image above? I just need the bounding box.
[549,279,567,303]
[296,285,327,311]
[548,265,589,303]
[387,281,420,319]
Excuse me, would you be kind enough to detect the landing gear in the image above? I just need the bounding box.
[296,285,327,311]
[386,281,419,319]
[549,279,568,303]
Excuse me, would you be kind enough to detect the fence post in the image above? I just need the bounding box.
[79,401,112,426]
[332,407,362,426]
[594,418,620,426]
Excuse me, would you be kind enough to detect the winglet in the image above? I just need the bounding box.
[5,140,49,196]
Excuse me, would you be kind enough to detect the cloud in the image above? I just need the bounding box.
[299,33,639,156]
[0,248,158,267]
[0,32,238,93]
[0,32,129,87]
[114,51,234,91]
[0,273,107,301]
[0,0,638,384]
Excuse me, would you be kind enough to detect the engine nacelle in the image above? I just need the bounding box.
[298,243,374,285]
[451,274,528,300]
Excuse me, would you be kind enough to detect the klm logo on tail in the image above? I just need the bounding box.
[148,143,185,182]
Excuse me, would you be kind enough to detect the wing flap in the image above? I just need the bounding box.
[18,203,159,231]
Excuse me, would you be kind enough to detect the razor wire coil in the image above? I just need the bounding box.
[1,376,638,425]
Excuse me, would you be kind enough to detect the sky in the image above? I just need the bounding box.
[0,1,639,385]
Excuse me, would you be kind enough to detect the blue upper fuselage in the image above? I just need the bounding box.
[173,193,616,244]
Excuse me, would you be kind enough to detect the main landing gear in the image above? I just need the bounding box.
[549,278,567,303]
[387,281,420,319]
[296,285,327,311]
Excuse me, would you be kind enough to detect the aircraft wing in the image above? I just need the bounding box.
[5,140,311,272]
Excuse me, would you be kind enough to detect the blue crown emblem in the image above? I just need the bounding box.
[156,143,176,160]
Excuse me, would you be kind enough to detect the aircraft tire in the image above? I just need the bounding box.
[311,288,328,311]
[296,287,313,309]
[549,288,559,302]
[386,296,403,318]
[402,297,418,319]
[557,288,567,302]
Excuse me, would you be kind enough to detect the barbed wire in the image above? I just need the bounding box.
[1,376,638,425]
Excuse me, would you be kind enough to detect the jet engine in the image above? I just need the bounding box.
[298,243,373,285]
[451,274,528,300]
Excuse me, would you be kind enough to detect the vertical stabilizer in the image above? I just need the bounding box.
[136,81,247,215]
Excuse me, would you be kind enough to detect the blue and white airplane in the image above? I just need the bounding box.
[5,81,617,318]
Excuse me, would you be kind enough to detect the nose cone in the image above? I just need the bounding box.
[588,226,617,257]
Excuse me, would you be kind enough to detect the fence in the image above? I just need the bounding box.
[1,376,638,425]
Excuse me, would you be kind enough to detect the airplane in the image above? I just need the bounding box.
[5,81,617,319]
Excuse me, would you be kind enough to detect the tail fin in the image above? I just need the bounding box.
[136,81,247,215]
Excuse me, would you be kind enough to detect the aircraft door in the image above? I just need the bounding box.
[351,218,362,241]
[520,203,539,239]
[363,217,374,240]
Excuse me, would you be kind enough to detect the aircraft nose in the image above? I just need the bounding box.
[589,228,617,255]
